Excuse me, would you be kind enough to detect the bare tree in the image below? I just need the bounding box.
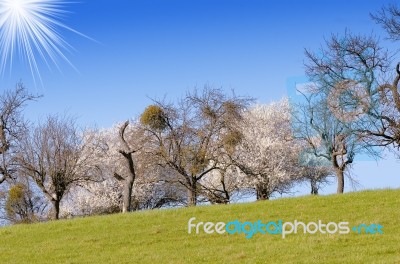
[363,5,400,151]
[295,31,389,193]
[353,63,400,153]
[371,4,400,41]
[140,87,251,206]
[294,91,357,194]
[377,64,400,146]
[0,83,39,184]
[17,115,98,220]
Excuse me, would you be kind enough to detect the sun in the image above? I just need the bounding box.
[8,0,25,11]
[0,0,89,85]
[6,0,24,13]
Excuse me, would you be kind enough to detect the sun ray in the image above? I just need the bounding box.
[0,0,90,86]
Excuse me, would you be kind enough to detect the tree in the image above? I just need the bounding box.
[67,122,186,215]
[17,115,99,220]
[63,167,187,216]
[90,121,145,213]
[112,120,184,212]
[367,5,400,152]
[4,180,48,224]
[230,98,302,200]
[0,83,39,185]
[199,164,242,204]
[132,166,187,210]
[298,147,333,195]
[352,64,400,155]
[140,87,251,206]
[296,31,389,193]
[63,179,122,217]
[114,121,140,213]
[371,4,400,41]
[371,64,400,151]
[294,80,371,194]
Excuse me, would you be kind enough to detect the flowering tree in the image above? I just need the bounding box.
[132,165,187,210]
[62,179,122,217]
[231,98,302,200]
[63,168,187,217]
[298,147,333,195]
[199,164,244,204]
[76,122,141,213]
[63,122,187,216]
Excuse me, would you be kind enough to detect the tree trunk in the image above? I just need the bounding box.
[332,154,345,194]
[122,173,134,213]
[335,168,345,194]
[209,195,229,204]
[311,179,318,195]
[256,184,269,200]
[187,182,197,206]
[51,199,60,220]
[118,121,137,213]
[0,175,5,185]
[119,152,136,213]
[256,177,270,200]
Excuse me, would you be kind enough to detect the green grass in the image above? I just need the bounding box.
[0,189,399,264]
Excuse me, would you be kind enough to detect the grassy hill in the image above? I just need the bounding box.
[0,189,399,264]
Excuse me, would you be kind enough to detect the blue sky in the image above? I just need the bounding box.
[1,0,399,195]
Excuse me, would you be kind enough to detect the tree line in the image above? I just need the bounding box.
[1,4,400,224]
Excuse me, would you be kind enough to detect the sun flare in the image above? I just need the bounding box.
[7,0,24,12]
[0,0,88,84]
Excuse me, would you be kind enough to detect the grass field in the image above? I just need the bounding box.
[0,189,399,264]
